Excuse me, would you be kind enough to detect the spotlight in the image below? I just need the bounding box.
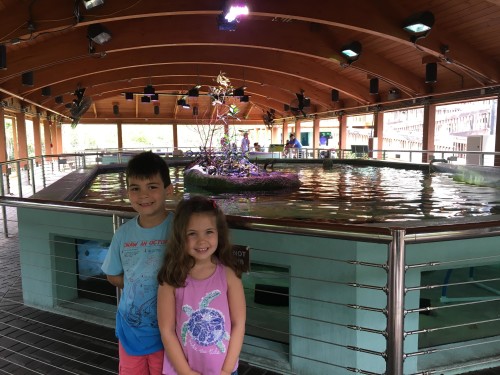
[151,94,159,101]
[125,92,134,101]
[83,0,104,10]
[218,3,249,31]
[55,96,63,104]
[177,99,190,109]
[154,105,159,115]
[143,85,155,96]
[141,96,151,103]
[341,41,362,62]
[403,11,434,42]
[87,23,112,45]
[223,4,249,22]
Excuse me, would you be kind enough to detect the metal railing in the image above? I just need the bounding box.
[1,196,500,374]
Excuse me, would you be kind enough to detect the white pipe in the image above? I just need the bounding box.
[0,87,70,119]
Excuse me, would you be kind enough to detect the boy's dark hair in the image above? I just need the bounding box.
[126,151,171,187]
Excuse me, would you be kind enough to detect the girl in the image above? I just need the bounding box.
[157,196,246,375]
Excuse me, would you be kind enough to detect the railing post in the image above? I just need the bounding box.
[29,158,36,196]
[386,228,406,375]
[112,214,123,305]
[41,155,47,188]
[16,161,23,198]
[0,172,8,237]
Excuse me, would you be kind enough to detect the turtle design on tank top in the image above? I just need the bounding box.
[181,290,229,353]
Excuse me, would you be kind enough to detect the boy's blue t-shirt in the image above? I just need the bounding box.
[101,213,173,355]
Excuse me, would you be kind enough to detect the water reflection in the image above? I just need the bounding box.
[79,165,500,223]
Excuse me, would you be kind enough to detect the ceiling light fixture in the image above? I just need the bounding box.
[233,87,245,96]
[425,62,437,83]
[403,11,434,42]
[141,96,151,103]
[83,0,104,10]
[340,41,362,63]
[188,87,199,97]
[177,99,190,109]
[125,92,134,101]
[143,84,155,96]
[218,3,249,31]
[87,23,112,45]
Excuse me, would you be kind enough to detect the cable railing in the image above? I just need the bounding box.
[1,196,500,374]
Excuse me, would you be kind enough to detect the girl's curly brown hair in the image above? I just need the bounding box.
[157,195,241,288]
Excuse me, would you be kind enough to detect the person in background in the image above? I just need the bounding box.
[288,133,302,149]
[253,142,262,152]
[157,196,246,375]
[240,132,250,154]
[102,151,174,375]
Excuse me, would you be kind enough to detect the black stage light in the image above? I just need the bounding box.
[87,23,111,45]
[425,62,437,83]
[369,78,379,95]
[22,71,34,86]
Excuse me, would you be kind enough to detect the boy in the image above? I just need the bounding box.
[102,151,174,374]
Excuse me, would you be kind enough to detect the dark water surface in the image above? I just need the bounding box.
[78,164,500,223]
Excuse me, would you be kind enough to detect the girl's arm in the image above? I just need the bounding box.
[157,283,200,375]
[221,267,246,375]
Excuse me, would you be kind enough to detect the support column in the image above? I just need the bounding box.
[422,104,436,163]
[294,118,301,142]
[339,115,347,158]
[117,122,123,150]
[373,111,384,159]
[494,94,500,166]
[43,119,52,156]
[15,112,28,165]
[282,121,289,143]
[0,108,7,174]
[313,116,320,157]
[172,123,178,150]
[272,125,279,144]
[56,121,63,154]
[32,116,42,161]
[50,121,58,155]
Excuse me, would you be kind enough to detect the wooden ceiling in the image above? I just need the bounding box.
[0,0,499,125]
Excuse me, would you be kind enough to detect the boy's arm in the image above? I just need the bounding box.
[221,267,246,375]
[106,274,124,289]
[158,283,200,375]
